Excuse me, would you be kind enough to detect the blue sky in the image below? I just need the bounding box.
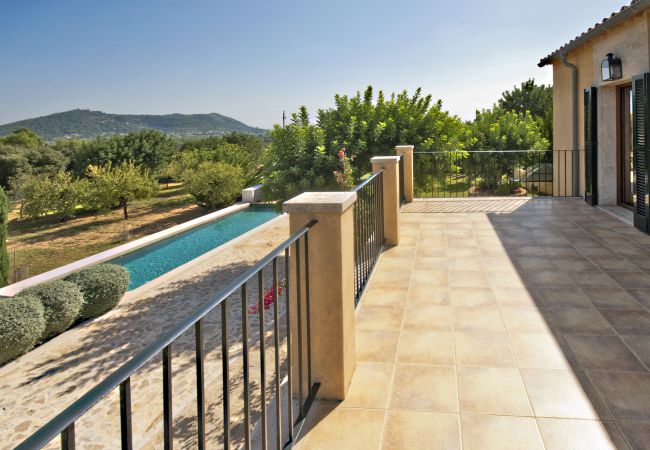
[0,0,624,128]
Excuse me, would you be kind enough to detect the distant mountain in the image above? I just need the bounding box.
[0,109,267,140]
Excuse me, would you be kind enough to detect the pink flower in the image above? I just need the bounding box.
[248,280,286,314]
[338,149,345,160]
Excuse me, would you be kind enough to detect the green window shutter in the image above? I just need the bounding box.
[633,74,650,232]
[584,87,598,206]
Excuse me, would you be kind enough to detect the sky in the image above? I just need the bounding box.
[0,0,627,128]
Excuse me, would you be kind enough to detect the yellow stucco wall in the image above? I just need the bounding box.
[550,9,650,201]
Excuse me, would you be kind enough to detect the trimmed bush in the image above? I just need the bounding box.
[65,264,130,319]
[19,280,84,337]
[0,295,45,365]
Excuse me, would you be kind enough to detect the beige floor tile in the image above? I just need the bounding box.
[587,371,650,420]
[447,247,481,258]
[377,256,414,272]
[454,332,516,367]
[403,304,453,331]
[515,256,558,271]
[390,364,458,412]
[492,287,540,307]
[461,414,545,450]
[450,287,497,307]
[481,256,517,272]
[407,285,450,305]
[480,247,510,257]
[522,369,607,419]
[591,257,641,273]
[567,271,619,288]
[296,402,385,450]
[486,270,526,288]
[608,271,650,289]
[500,306,552,333]
[356,329,400,363]
[342,362,394,409]
[419,237,447,247]
[383,245,417,258]
[416,246,448,257]
[447,257,484,271]
[537,418,630,450]
[371,267,412,286]
[413,256,448,271]
[565,335,645,372]
[616,421,650,450]
[628,289,650,309]
[449,270,489,288]
[453,307,506,333]
[381,410,461,450]
[537,288,593,308]
[457,366,532,415]
[600,309,650,335]
[397,331,455,365]
[399,235,417,246]
[581,288,645,310]
[547,307,615,335]
[509,333,571,369]
[362,285,409,307]
[622,335,650,367]
[410,270,449,288]
[523,270,575,287]
[356,305,404,331]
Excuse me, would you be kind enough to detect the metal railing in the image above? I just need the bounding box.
[352,171,384,304]
[413,150,582,198]
[16,221,319,450]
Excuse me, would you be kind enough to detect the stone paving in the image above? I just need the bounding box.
[0,215,291,449]
[297,198,650,450]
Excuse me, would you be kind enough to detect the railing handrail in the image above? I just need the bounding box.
[413,149,580,154]
[15,220,318,450]
[353,169,384,192]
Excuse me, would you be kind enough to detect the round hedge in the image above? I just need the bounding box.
[64,264,130,319]
[0,295,45,365]
[19,280,84,337]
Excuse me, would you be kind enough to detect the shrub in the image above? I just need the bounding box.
[182,161,244,209]
[19,280,84,337]
[65,264,130,319]
[0,186,9,287]
[0,295,45,365]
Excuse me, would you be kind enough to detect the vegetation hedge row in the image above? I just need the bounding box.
[64,264,130,319]
[20,280,84,337]
[0,295,45,365]
[0,263,130,365]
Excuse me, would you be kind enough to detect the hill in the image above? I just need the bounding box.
[0,109,267,140]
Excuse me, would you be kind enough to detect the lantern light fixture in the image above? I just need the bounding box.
[601,53,622,81]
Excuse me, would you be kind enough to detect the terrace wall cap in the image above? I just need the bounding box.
[370,156,401,165]
[283,192,357,214]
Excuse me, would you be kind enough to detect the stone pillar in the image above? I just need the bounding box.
[371,156,401,246]
[283,192,357,400]
[395,145,414,203]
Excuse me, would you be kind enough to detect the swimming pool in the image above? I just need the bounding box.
[112,205,280,290]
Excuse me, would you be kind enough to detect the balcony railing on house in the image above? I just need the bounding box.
[413,149,582,198]
[16,222,319,450]
[353,171,384,304]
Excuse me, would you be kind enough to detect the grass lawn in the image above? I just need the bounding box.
[7,183,206,282]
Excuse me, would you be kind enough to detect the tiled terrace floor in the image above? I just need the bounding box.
[297,198,650,450]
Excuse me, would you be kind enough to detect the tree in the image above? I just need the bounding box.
[0,128,45,148]
[17,172,89,220]
[0,186,9,287]
[497,79,553,145]
[182,162,244,209]
[87,161,158,220]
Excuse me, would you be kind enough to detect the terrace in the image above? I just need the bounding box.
[8,147,650,449]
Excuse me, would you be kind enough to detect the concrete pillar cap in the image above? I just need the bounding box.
[283,191,357,214]
[395,145,414,153]
[370,156,401,165]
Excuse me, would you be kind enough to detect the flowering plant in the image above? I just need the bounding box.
[333,148,355,190]
[248,279,287,314]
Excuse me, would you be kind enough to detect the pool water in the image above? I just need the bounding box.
[112,205,280,290]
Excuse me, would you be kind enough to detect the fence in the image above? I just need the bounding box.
[352,171,384,304]
[16,221,319,450]
[413,150,581,198]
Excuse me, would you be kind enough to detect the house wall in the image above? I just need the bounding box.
[550,10,650,203]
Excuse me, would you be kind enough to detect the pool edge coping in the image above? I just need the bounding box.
[0,202,251,297]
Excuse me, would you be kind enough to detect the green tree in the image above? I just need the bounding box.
[18,172,89,220]
[0,128,45,148]
[0,186,9,287]
[181,161,244,209]
[87,161,159,220]
[497,79,553,145]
